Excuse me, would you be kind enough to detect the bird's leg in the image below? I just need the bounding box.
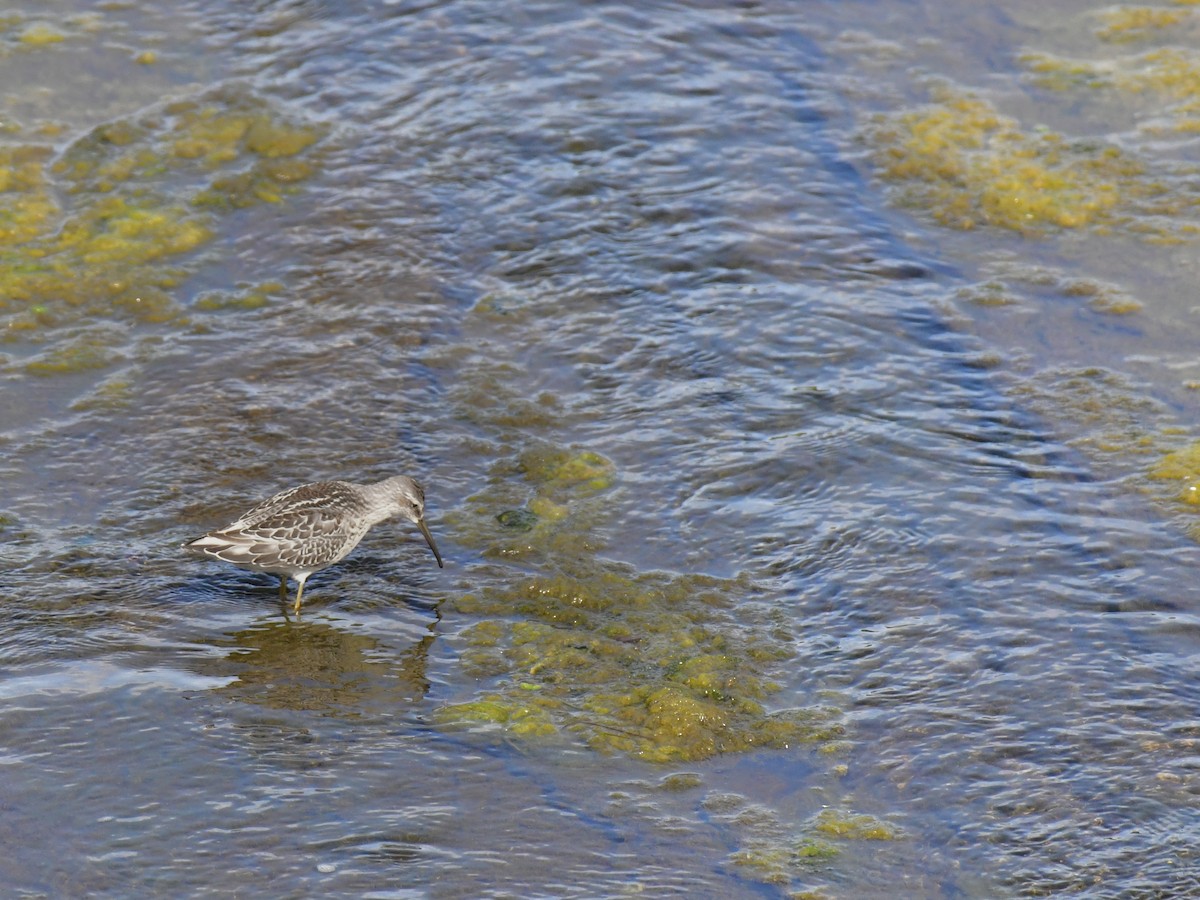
[279,577,288,603]
[293,579,306,615]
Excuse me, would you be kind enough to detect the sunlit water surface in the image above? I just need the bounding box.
[2,1,1200,897]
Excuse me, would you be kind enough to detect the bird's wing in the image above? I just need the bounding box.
[187,506,351,572]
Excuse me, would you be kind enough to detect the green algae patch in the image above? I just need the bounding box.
[1096,6,1189,42]
[1012,367,1165,464]
[956,261,1144,316]
[70,371,138,412]
[439,353,844,762]
[441,694,558,736]
[729,845,799,886]
[658,772,703,792]
[0,87,324,356]
[1149,441,1200,506]
[444,566,823,764]
[244,117,321,158]
[194,282,283,312]
[1023,46,1200,139]
[1,11,106,51]
[704,792,900,894]
[57,92,325,195]
[1060,278,1142,315]
[954,279,1023,308]
[810,808,901,840]
[1020,52,1112,92]
[439,434,843,762]
[193,162,315,209]
[730,838,838,879]
[447,442,619,564]
[795,839,839,860]
[24,327,125,375]
[1009,367,1200,541]
[869,89,1150,235]
[1118,48,1200,100]
[1111,48,1200,138]
[17,23,67,46]
[517,445,615,493]
[496,507,539,531]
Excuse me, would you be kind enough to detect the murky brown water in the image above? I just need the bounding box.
[4,0,1200,896]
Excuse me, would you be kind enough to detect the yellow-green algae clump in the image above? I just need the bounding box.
[955,260,1143,316]
[17,22,67,47]
[1024,45,1200,136]
[24,326,126,376]
[1150,441,1200,507]
[1096,6,1190,43]
[703,792,902,894]
[1114,422,1200,541]
[869,88,1154,234]
[437,441,843,763]
[0,87,324,370]
[0,10,104,50]
[447,566,838,762]
[1010,367,1200,541]
[194,281,284,312]
[1011,367,1166,469]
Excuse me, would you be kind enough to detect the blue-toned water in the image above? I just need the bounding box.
[2,1,1200,896]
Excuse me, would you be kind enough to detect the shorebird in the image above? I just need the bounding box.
[184,475,443,613]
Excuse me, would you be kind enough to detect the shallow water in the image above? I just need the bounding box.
[4,0,1200,896]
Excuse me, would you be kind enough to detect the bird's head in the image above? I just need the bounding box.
[381,475,443,568]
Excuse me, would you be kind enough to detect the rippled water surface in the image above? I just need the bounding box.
[4,0,1200,896]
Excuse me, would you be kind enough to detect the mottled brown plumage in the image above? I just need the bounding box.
[184,475,443,612]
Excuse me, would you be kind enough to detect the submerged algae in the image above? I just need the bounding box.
[516,445,614,493]
[24,326,126,375]
[955,261,1144,316]
[193,282,284,312]
[1024,43,1200,138]
[869,89,1153,235]
[810,808,901,840]
[1010,366,1200,540]
[707,792,902,894]
[444,560,836,762]
[0,10,111,52]
[1096,6,1190,43]
[439,440,843,763]
[0,87,324,371]
[1149,441,1200,507]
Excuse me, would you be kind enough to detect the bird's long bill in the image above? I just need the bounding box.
[418,517,444,568]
